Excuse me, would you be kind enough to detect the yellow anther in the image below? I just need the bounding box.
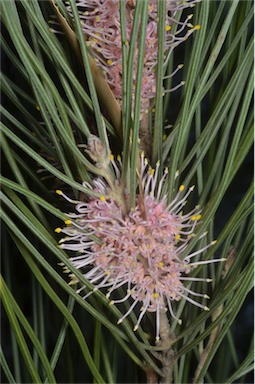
[95,16,101,22]
[191,214,202,221]
[106,59,112,65]
[153,293,159,299]
[100,196,106,202]
[194,24,201,30]
[212,240,217,245]
[105,271,110,275]
[68,274,79,283]
[64,220,71,225]
[55,227,61,233]
[175,234,181,241]
[165,25,171,31]
[158,262,164,267]
[163,133,167,141]
[35,105,40,111]
[117,154,121,161]
[149,168,155,176]
[56,190,62,195]
[179,185,185,191]
[110,154,114,161]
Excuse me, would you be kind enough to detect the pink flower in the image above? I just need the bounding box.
[66,0,200,117]
[56,151,223,341]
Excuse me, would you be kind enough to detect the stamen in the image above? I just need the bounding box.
[117,298,140,324]
[184,241,218,261]
[189,258,227,266]
[56,190,79,204]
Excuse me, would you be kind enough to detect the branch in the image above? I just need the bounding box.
[147,311,176,384]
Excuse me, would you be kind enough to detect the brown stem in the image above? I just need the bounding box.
[144,311,176,384]
[158,311,176,384]
[145,311,176,384]
[145,366,160,384]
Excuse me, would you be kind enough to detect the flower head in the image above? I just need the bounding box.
[56,151,222,341]
[66,0,200,117]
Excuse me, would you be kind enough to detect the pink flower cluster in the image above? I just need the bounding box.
[66,0,200,117]
[56,153,221,341]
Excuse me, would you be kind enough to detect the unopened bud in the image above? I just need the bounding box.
[85,135,109,167]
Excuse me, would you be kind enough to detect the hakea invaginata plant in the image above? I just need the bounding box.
[56,136,224,341]
[65,0,200,117]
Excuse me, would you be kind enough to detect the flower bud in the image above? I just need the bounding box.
[85,135,109,167]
